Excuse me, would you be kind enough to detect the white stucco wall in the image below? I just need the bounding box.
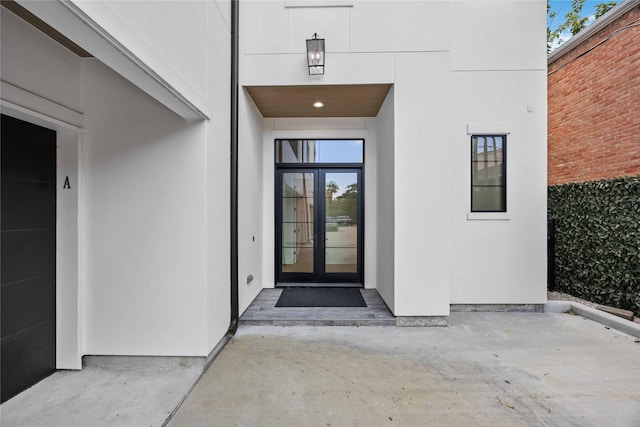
[448,70,548,304]
[375,87,395,311]
[448,0,548,305]
[241,0,548,315]
[78,0,234,355]
[81,59,208,356]
[393,52,451,316]
[2,1,233,363]
[56,129,83,369]
[70,0,208,115]
[205,0,233,351]
[237,90,266,315]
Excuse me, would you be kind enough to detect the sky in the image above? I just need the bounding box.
[548,1,619,50]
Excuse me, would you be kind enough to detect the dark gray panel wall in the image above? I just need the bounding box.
[1,114,56,403]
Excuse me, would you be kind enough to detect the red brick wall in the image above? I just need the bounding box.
[548,5,640,186]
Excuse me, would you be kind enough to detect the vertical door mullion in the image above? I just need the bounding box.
[275,170,280,282]
[316,168,324,279]
[357,168,363,281]
[275,169,283,283]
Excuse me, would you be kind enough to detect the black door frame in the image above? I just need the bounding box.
[275,164,364,286]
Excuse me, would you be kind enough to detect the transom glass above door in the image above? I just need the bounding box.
[276,139,363,164]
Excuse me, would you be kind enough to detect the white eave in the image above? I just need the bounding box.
[548,0,640,64]
[16,0,209,120]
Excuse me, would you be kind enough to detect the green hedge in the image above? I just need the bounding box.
[548,176,640,316]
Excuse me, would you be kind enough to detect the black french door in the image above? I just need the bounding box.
[276,167,363,285]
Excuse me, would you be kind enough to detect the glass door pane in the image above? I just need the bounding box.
[323,172,358,273]
[281,172,315,273]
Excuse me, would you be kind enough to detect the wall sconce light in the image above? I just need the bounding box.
[306,33,325,75]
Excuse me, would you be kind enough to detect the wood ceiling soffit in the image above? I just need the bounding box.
[245,84,392,118]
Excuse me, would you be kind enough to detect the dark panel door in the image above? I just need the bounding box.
[276,167,363,285]
[1,114,56,403]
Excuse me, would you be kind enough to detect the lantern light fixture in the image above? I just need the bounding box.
[306,33,325,75]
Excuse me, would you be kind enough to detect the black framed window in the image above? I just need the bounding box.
[471,135,506,212]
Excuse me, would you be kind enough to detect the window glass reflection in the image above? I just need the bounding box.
[282,247,314,273]
[276,140,363,164]
[325,248,357,273]
[471,135,506,212]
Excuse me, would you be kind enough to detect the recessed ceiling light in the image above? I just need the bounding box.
[313,101,324,108]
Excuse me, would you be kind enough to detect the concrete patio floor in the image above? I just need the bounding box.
[168,312,640,426]
[0,356,203,427]
[2,311,639,426]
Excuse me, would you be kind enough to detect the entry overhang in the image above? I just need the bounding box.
[15,0,208,121]
[245,84,392,118]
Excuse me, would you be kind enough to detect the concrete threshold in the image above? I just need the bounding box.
[242,290,557,327]
[239,288,398,326]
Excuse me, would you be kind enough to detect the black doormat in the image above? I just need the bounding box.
[276,288,367,308]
